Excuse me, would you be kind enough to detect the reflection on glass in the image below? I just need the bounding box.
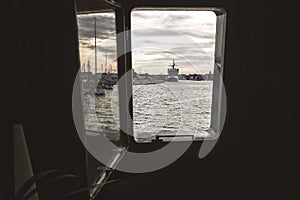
[77,12,120,141]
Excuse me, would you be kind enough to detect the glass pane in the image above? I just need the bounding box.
[131,10,217,142]
[77,12,120,141]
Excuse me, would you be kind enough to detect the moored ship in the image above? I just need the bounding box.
[167,60,179,82]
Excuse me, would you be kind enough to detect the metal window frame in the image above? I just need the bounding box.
[127,7,227,143]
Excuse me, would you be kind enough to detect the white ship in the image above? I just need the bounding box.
[167,60,179,82]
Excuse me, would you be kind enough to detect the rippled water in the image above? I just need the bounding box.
[83,80,213,141]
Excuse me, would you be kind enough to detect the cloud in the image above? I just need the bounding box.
[77,11,217,74]
[131,28,215,47]
[131,12,148,19]
[77,13,116,49]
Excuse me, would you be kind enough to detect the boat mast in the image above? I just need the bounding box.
[94,17,97,75]
[105,49,107,73]
[94,17,98,88]
[169,59,176,69]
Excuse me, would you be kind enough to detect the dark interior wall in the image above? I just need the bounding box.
[2,0,88,199]
[2,0,298,199]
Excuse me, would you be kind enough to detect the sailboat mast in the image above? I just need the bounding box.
[105,49,107,73]
[94,17,97,75]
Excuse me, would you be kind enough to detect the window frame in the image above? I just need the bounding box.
[75,3,126,199]
[76,2,227,146]
[127,7,227,143]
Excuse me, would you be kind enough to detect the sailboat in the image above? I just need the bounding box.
[94,17,105,96]
[103,81,113,90]
[95,83,105,95]
[102,51,114,90]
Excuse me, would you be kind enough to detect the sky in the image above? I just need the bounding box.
[77,10,216,75]
[77,12,117,73]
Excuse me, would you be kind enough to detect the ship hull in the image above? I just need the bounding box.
[167,77,179,82]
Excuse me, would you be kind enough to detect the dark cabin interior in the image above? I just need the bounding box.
[2,0,298,199]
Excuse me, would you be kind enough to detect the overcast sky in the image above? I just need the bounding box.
[77,12,117,73]
[77,11,216,74]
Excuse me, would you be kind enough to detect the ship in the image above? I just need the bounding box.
[167,60,179,82]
